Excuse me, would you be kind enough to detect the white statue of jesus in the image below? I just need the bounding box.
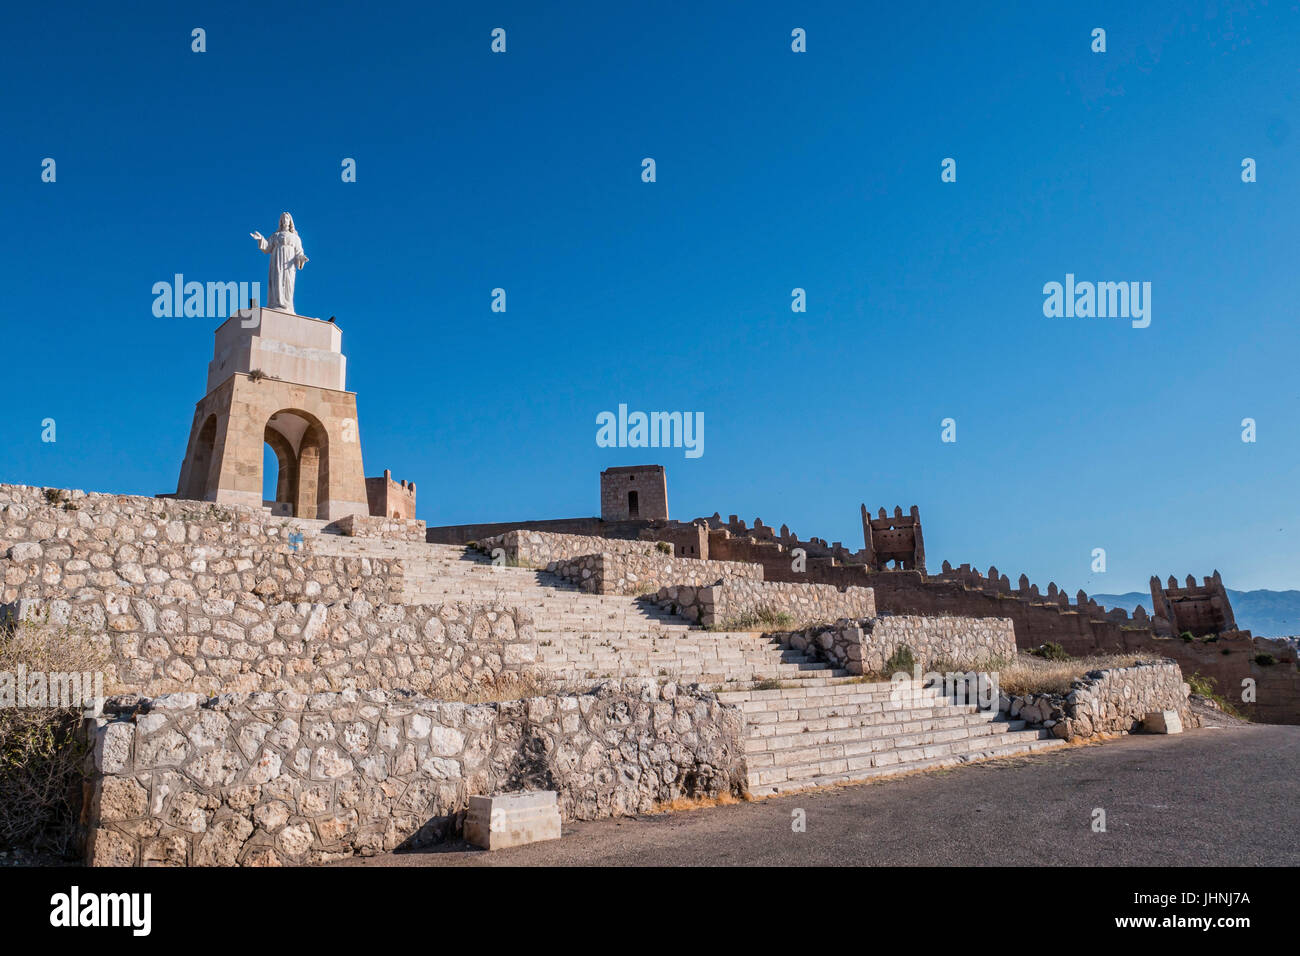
[250,212,309,313]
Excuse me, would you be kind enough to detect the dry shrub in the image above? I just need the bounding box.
[997,651,1158,697]
[650,792,744,814]
[0,617,111,854]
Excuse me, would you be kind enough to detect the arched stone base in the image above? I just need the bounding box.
[175,373,369,519]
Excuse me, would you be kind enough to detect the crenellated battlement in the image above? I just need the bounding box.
[1149,570,1236,637]
[861,504,926,573]
[365,468,417,520]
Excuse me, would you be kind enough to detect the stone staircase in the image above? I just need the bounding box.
[721,680,1064,796]
[301,529,1064,791]
[303,533,842,686]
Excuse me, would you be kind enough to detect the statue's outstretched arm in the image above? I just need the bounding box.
[249,231,270,253]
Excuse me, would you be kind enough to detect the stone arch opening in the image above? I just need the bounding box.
[182,415,219,501]
[262,426,298,514]
[264,408,330,518]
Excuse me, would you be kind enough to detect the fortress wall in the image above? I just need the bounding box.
[82,680,746,867]
[707,533,806,579]
[862,574,1300,724]
[855,573,1142,655]
[364,472,417,521]
[650,533,1300,724]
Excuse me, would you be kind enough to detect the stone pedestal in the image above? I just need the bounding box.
[464,791,562,851]
[174,307,370,519]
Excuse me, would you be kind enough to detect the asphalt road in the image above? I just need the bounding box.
[337,724,1300,867]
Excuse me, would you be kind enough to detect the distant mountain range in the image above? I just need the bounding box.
[1092,590,1300,639]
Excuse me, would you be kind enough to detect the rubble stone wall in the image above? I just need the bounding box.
[83,679,746,866]
[333,514,425,542]
[0,484,537,697]
[479,529,664,568]
[1005,660,1197,740]
[777,615,1016,675]
[552,551,762,597]
[655,579,876,628]
[0,484,404,608]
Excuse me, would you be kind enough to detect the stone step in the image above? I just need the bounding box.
[542,665,831,682]
[715,674,852,690]
[533,655,816,671]
[747,706,999,738]
[746,732,1064,792]
[547,672,838,686]
[747,717,1026,765]
[403,594,670,610]
[747,736,1066,796]
[535,635,789,647]
[537,659,825,674]
[735,691,954,710]
[738,701,981,727]
[541,671,846,688]
[718,685,949,708]
[535,646,821,660]
[537,660,823,674]
[716,678,903,701]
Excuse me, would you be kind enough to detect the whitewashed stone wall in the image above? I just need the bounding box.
[777,615,1017,674]
[475,529,767,598]
[333,514,426,542]
[552,551,761,596]
[10,597,537,697]
[655,579,876,628]
[478,530,661,567]
[1004,660,1197,740]
[83,679,746,866]
[0,484,537,697]
[0,484,404,608]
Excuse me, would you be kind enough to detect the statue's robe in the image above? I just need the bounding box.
[258,229,307,313]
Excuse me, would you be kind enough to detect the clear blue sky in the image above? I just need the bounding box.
[2,1,1296,595]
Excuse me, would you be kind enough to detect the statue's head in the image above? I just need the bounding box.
[278,212,295,233]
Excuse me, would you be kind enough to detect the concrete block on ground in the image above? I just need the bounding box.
[465,791,561,851]
[1142,710,1183,734]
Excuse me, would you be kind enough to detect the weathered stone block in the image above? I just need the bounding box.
[464,791,561,851]
[1142,709,1183,734]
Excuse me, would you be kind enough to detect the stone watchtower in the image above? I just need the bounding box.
[600,465,668,521]
[173,305,370,519]
[1148,571,1238,637]
[860,504,926,573]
